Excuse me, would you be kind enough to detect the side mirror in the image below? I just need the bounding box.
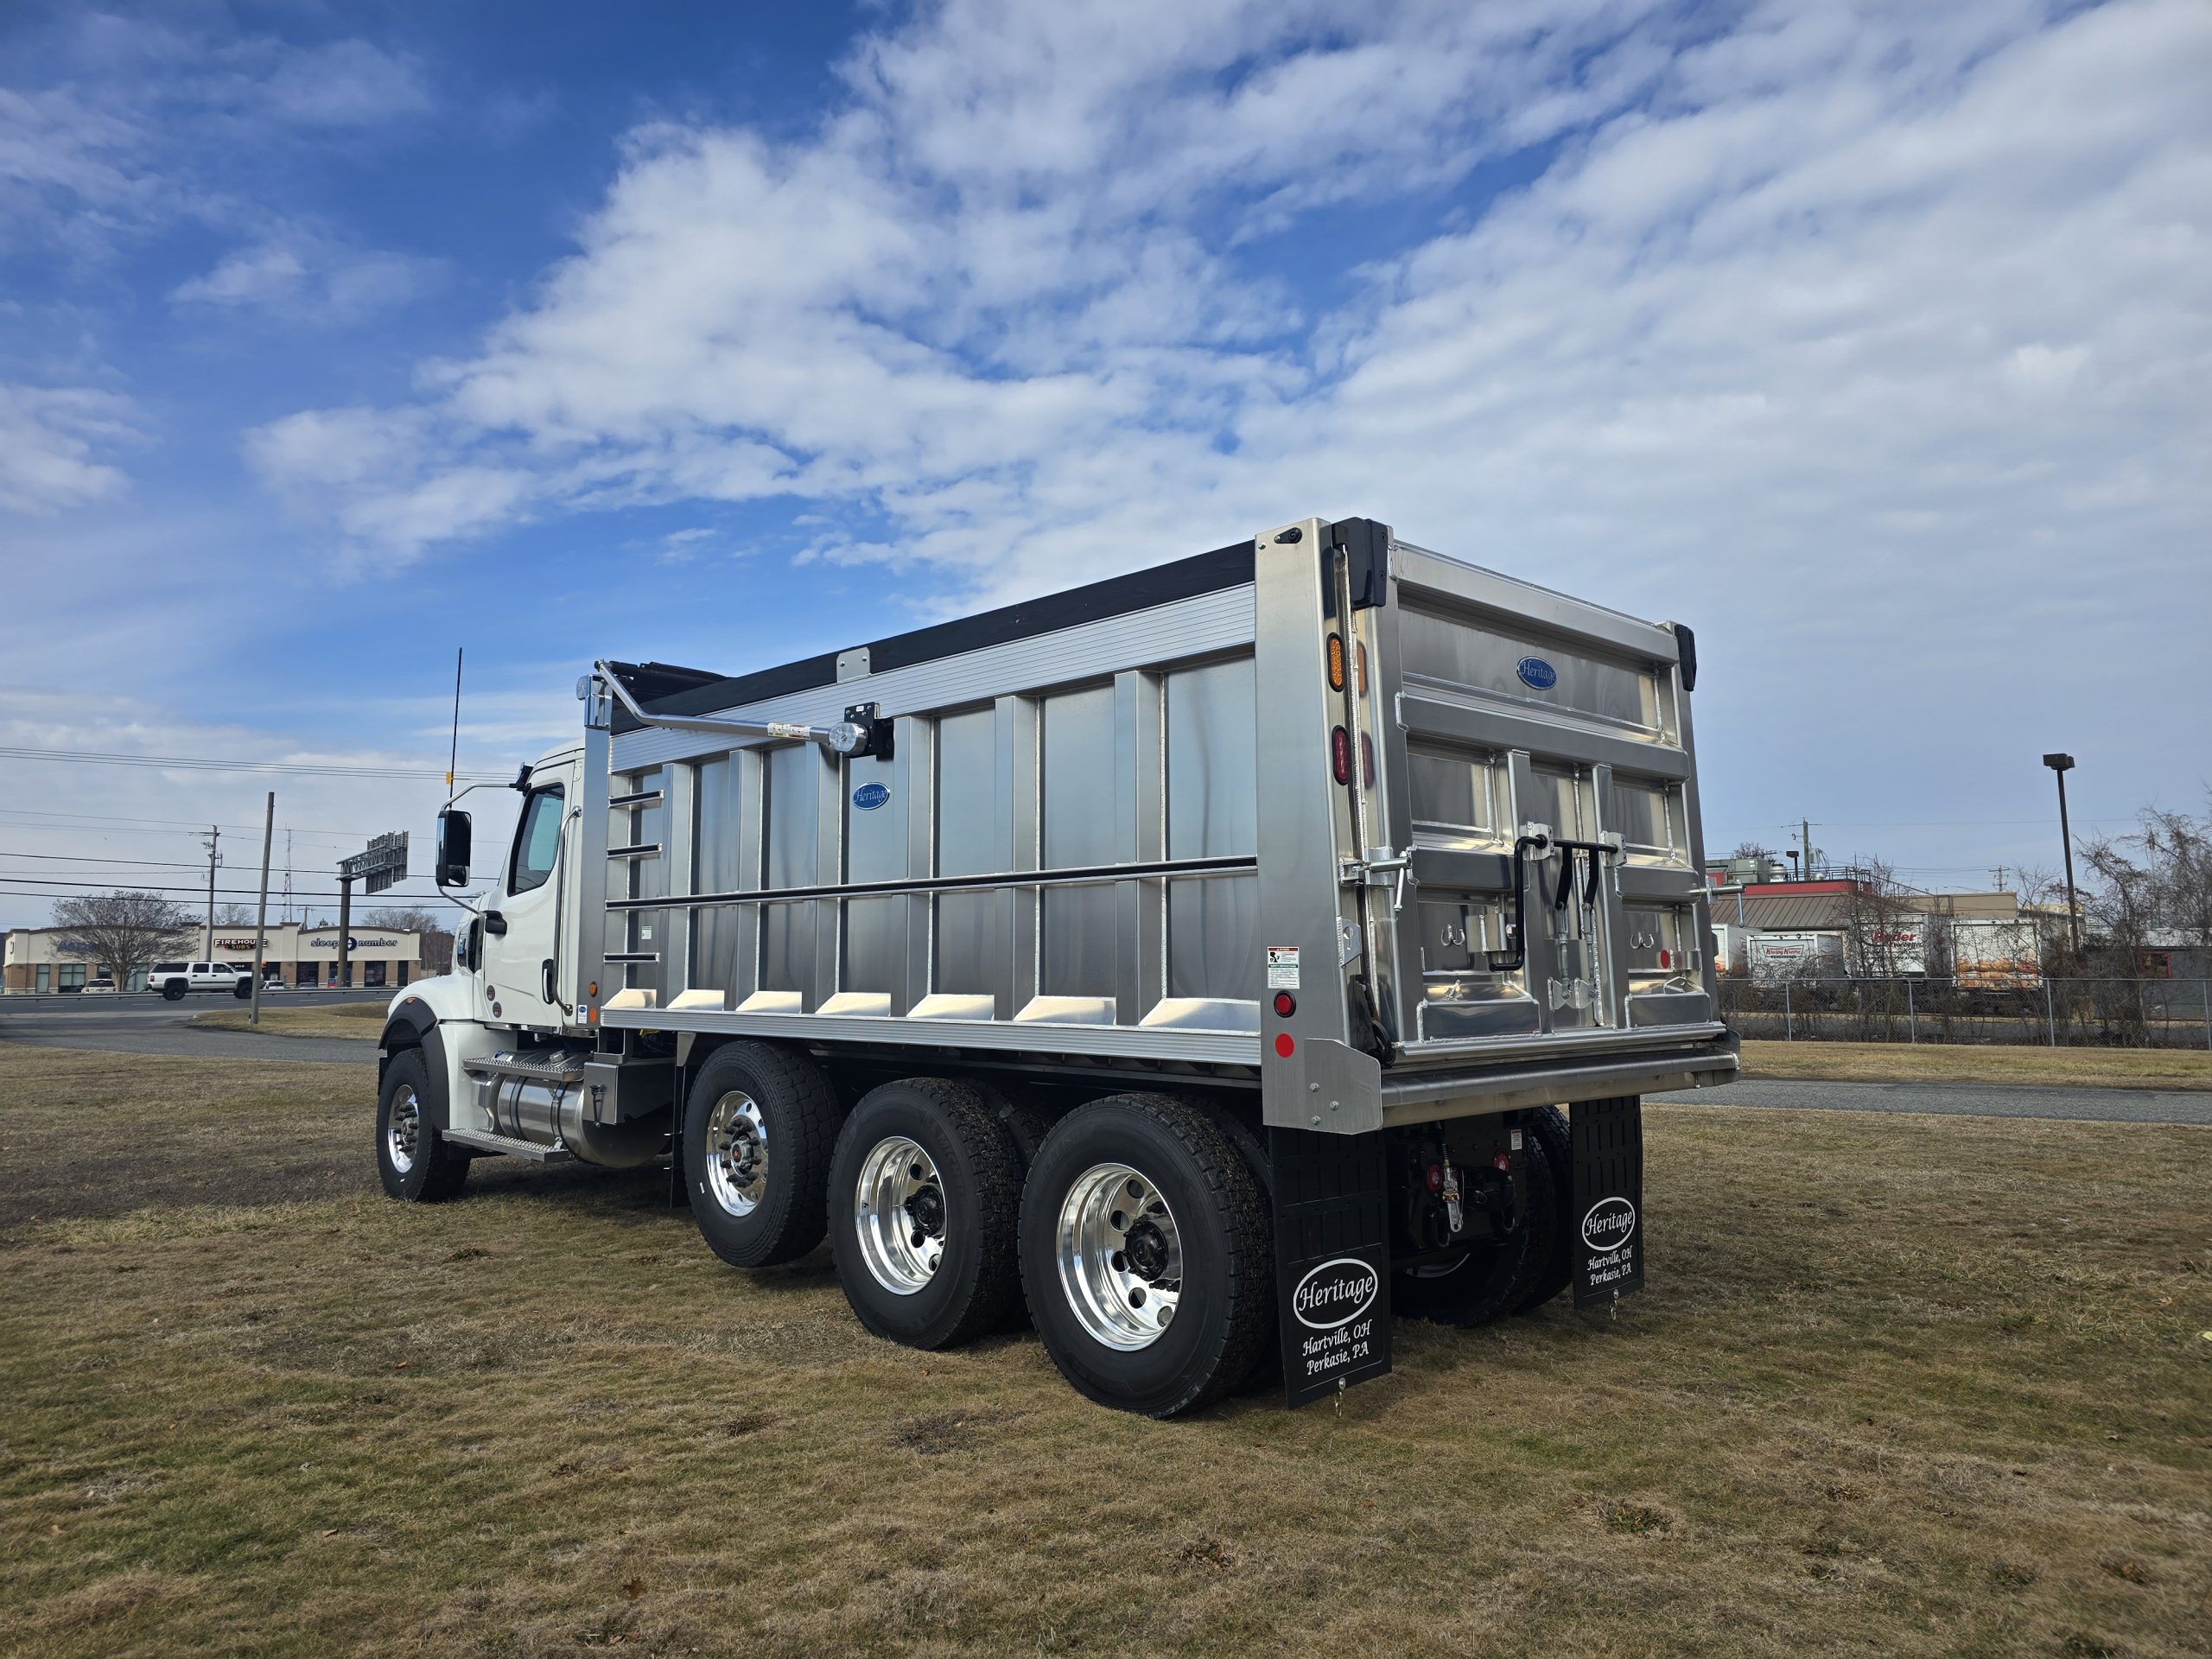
[436,809,473,887]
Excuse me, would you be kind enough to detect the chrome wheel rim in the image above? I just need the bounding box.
[853,1135,946,1295]
[1056,1162,1182,1351]
[705,1091,768,1217]
[387,1085,421,1174]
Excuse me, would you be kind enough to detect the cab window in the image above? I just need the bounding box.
[509,785,566,896]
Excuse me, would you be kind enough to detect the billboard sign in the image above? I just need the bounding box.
[340,832,410,895]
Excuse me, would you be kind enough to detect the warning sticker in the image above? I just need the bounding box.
[1267,945,1301,989]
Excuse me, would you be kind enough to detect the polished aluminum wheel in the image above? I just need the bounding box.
[387,1084,421,1174]
[1056,1162,1182,1351]
[853,1135,946,1295]
[705,1090,768,1217]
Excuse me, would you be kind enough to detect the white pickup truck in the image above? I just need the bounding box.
[148,960,253,1001]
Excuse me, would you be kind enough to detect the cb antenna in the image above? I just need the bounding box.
[447,646,463,800]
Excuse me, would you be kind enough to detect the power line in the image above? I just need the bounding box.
[0,851,219,868]
[0,745,507,782]
[0,874,442,899]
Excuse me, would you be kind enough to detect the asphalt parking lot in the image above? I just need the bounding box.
[1697,1074,2212,1125]
[0,989,385,1065]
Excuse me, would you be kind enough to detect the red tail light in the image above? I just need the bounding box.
[1331,726,1351,784]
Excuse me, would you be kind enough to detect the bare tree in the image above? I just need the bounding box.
[360,906,440,933]
[214,902,257,925]
[1838,861,1926,977]
[52,892,196,988]
[361,906,454,976]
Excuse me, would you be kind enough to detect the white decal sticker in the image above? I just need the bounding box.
[1267,945,1301,989]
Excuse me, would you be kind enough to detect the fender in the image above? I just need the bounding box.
[380,976,481,1135]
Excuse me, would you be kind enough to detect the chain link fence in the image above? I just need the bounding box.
[1715,976,2212,1048]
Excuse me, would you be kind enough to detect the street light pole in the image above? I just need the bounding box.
[2043,753,2082,957]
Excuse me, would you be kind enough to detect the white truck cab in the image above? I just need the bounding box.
[473,747,582,1031]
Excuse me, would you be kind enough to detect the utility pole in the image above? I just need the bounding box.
[337,875,353,991]
[2043,753,2082,956]
[201,825,221,957]
[250,792,275,1027]
[1802,818,1814,882]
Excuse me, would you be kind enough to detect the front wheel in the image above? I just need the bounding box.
[829,1078,1024,1349]
[1019,1094,1274,1418]
[376,1050,468,1201]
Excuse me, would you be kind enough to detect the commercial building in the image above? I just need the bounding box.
[1703,877,2042,978]
[2,923,427,994]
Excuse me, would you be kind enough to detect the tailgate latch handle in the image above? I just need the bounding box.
[1342,846,1412,913]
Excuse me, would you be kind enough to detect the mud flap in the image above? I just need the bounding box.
[1269,1127,1392,1408]
[1570,1096,1644,1307]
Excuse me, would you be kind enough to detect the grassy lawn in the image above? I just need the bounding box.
[192,1001,387,1041]
[1,1043,2206,1658]
[1739,1039,2212,1091]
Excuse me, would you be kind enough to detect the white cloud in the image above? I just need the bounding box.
[0,383,137,514]
[169,231,440,321]
[0,16,433,249]
[249,0,2211,677]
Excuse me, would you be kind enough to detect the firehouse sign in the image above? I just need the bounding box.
[339,832,410,895]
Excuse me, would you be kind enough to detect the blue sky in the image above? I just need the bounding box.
[2,0,2208,930]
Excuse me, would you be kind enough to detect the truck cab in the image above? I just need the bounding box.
[469,747,583,1032]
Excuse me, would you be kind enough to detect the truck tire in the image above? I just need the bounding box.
[1019,1094,1274,1418]
[233,978,252,1000]
[828,1078,1024,1350]
[683,1041,838,1269]
[1512,1106,1574,1313]
[376,1049,469,1202]
[162,982,185,1001]
[1395,1136,1558,1327]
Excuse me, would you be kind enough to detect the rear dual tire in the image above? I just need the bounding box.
[683,1042,840,1268]
[1019,1094,1274,1419]
[1395,1105,1573,1325]
[828,1078,1026,1350]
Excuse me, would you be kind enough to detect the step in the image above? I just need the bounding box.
[462,1051,588,1085]
[442,1128,574,1163]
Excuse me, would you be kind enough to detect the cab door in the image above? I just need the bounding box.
[480,772,575,1029]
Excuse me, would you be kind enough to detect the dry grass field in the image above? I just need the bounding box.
[193,1001,391,1041]
[1738,1039,2212,1091]
[1,1041,2206,1658]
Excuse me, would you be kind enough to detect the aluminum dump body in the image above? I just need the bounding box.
[584,515,1736,1134]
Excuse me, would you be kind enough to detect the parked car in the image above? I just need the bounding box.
[82,977,117,995]
[146,961,253,1001]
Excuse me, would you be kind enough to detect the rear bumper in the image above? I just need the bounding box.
[1375,1031,1739,1128]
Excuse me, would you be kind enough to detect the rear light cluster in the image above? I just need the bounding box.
[1328,727,1376,786]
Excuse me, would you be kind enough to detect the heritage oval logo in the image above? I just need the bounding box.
[851,782,891,811]
[1516,656,1559,690]
[1292,1256,1381,1330]
[1581,1196,1637,1251]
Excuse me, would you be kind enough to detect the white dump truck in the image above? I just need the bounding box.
[376,517,1735,1415]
